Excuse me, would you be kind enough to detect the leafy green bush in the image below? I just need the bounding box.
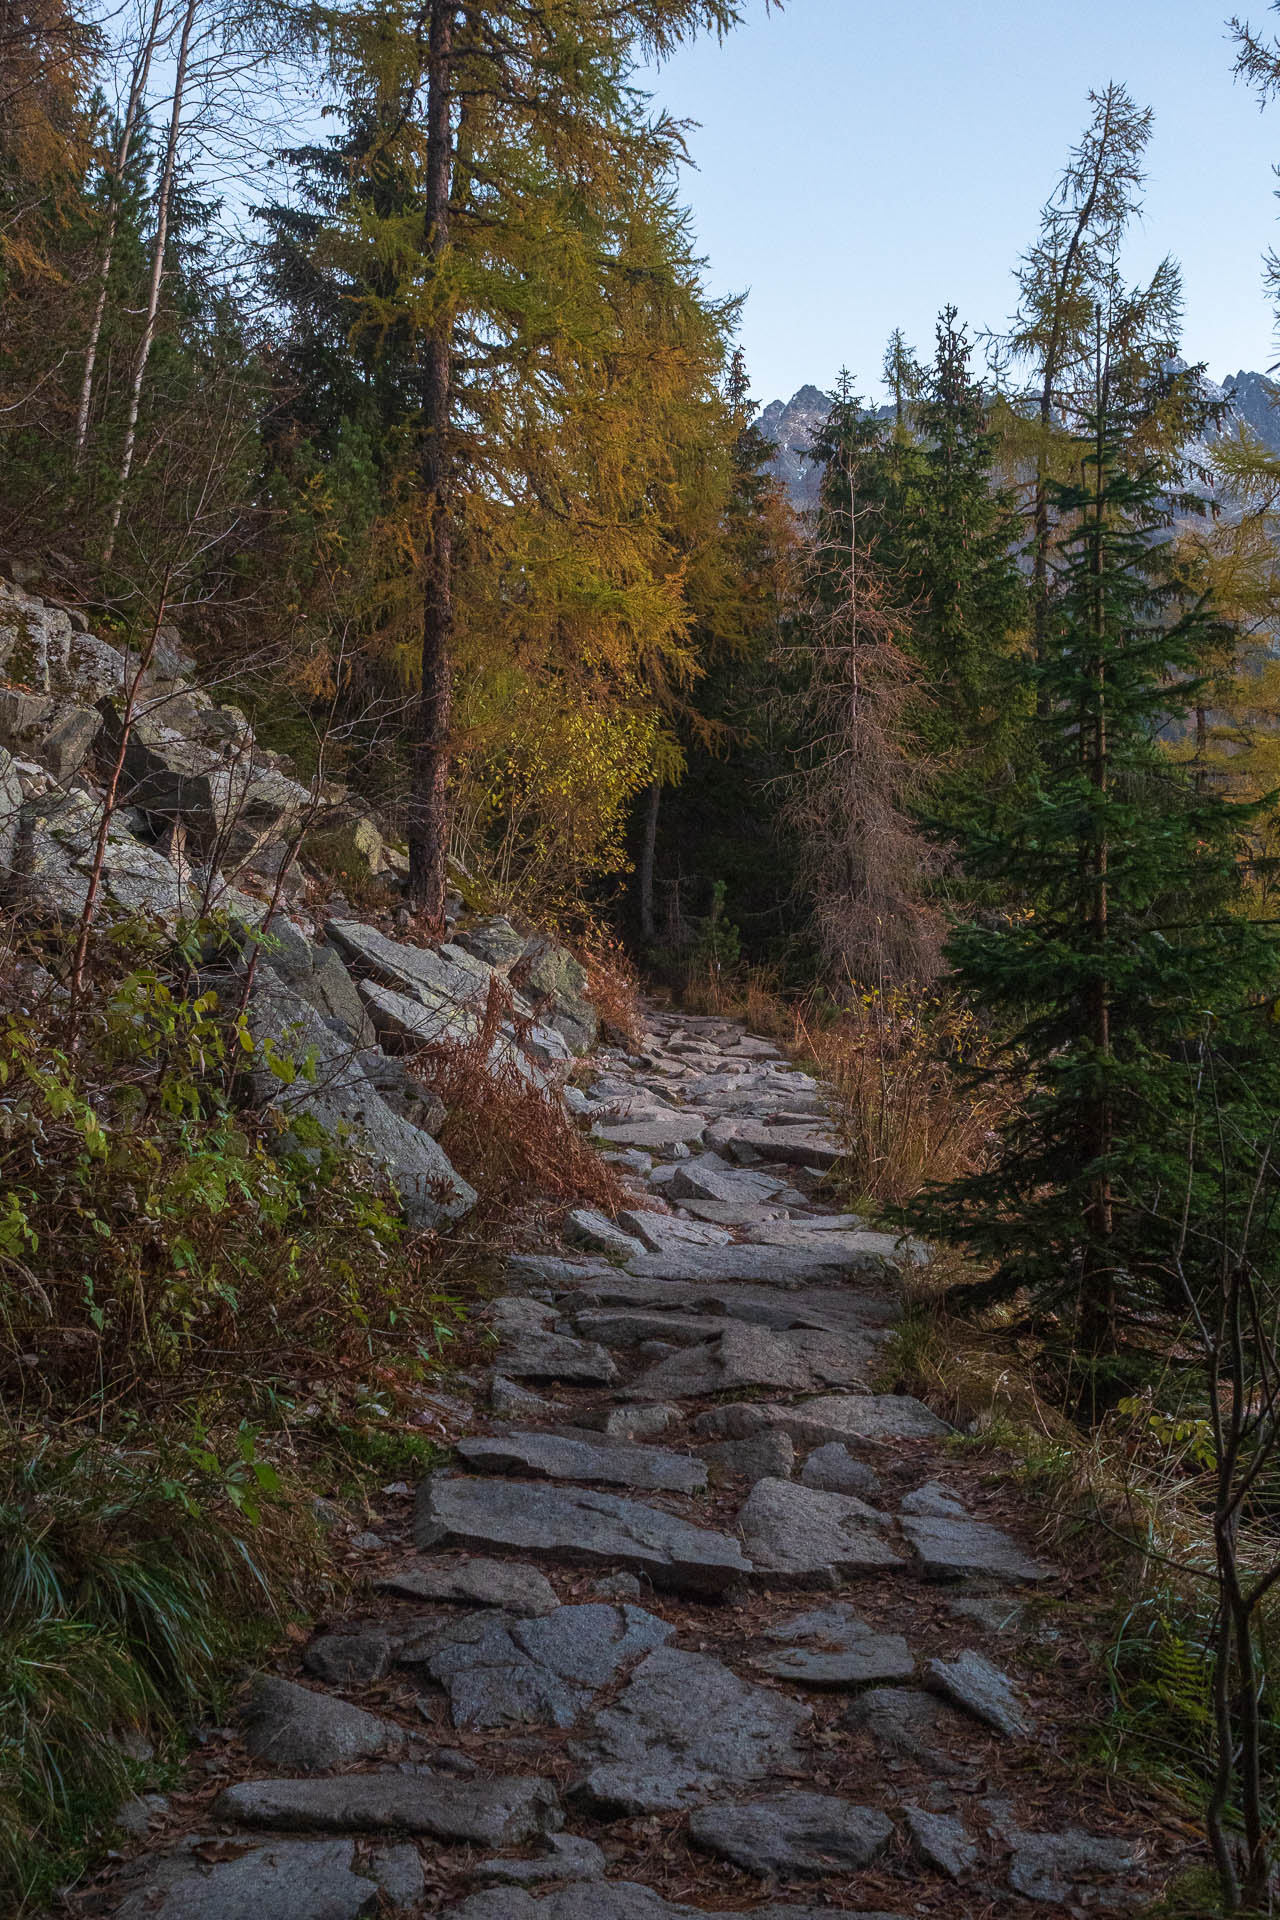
[0,954,456,1409]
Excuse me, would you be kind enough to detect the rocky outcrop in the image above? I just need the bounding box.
[0,572,606,1236]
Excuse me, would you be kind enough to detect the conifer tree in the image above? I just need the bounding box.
[317,0,759,923]
[896,309,1029,821]
[996,85,1183,664]
[914,360,1280,1383]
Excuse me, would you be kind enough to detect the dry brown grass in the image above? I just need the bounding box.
[577,927,646,1050]
[426,982,630,1223]
[802,985,1008,1210]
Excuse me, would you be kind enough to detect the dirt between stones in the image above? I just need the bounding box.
[86,1009,1197,1920]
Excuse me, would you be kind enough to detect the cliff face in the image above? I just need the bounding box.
[757,370,1280,510]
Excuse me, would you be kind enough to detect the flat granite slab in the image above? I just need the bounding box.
[213,1771,561,1845]
[414,1474,751,1595]
[457,1431,707,1495]
[737,1477,905,1588]
[444,1888,908,1920]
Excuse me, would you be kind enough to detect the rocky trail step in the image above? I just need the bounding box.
[97,1008,1182,1918]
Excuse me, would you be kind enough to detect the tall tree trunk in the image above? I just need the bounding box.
[103,0,198,563]
[638,780,660,941]
[1082,376,1114,1362]
[407,0,457,923]
[74,0,166,471]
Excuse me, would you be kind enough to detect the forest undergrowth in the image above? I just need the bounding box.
[0,918,637,1910]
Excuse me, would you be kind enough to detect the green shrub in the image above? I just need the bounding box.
[0,954,458,1410]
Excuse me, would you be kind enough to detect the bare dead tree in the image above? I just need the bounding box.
[1159,1040,1280,1911]
[778,439,943,990]
[74,0,168,470]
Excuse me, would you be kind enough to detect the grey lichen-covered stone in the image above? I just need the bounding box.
[495,1328,619,1386]
[454,915,528,972]
[617,1209,732,1253]
[799,1442,882,1497]
[326,919,493,1008]
[1004,1826,1140,1902]
[781,1393,950,1446]
[701,1429,795,1484]
[35,703,101,781]
[491,1375,554,1418]
[688,1791,894,1877]
[843,1687,975,1775]
[737,1476,903,1588]
[900,1479,968,1518]
[240,1675,399,1771]
[667,1156,786,1205]
[213,1771,563,1845]
[705,1118,844,1171]
[0,746,24,881]
[13,788,198,926]
[96,695,312,860]
[925,1650,1035,1738]
[593,1111,709,1152]
[302,1628,393,1686]
[754,1604,913,1688]
[379,1554,560,1617]
[445,1894,895,1920]
[359,975,480,1050]
[519,933,597,1053]
[624,1240,897,1286]
[943,1593,1025,1635]
[564,1208,648,1259]
[628,1324,814,1401]
[474,1833,607,1886]
[245,973,475,1227]
[424,1602,673,1728]
[904,1804,977,1879]
[368,1843,424,1911]
[570,1307,733,1349]
[112,1838,381,1920]
[250,918,375,1046]
[457,1431,706,1494]
[413,1475,751,1596]
[570,1646,811,1814]
[901,1513,1053,1584]
[578,1403,681,1441]
[355,1047,446,1133]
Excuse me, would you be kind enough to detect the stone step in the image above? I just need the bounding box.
[413,1473,752,1595]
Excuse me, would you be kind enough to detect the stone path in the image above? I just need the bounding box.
[100,1011,1174,1918]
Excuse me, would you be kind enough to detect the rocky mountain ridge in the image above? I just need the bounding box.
[756,368,1280,511]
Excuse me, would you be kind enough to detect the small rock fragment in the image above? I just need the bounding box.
[925,1650,1035,1738]
[240,1675,398,1771]
[474,1833,607,1886]
[702,1430,795,1483]
[904,1804,977,1879]
[799,1442,881,1497]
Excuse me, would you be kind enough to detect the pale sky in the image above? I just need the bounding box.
[642,0,1280,407]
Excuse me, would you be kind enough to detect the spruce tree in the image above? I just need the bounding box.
[913,371,1280,1379]
[898,309,1030,822]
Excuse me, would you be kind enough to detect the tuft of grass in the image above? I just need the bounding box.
[578,928,646,1051]
[427,982,631,1223]
[802,985,1006,1210]
[0,1426,321,1911]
